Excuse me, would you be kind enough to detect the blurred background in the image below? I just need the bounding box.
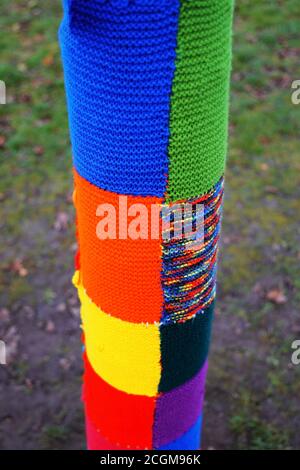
[0,0,300,450]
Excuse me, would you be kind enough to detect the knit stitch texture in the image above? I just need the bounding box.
[167,0,233,201]
[59,0,180,197]
[59,0,233,450]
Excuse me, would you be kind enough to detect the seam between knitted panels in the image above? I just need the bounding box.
[82,350,157,449]
[72,167,164,324]
[73,271,161,397]
[153,0,233,448]
[162,1,181,207]
[154,7,181,446]
[72,170,222,329]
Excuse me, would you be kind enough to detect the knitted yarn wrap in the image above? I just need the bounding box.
[59,0,233,450]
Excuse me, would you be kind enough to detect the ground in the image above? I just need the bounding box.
[0,0,299,450]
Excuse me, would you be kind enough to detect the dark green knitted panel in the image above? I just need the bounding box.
[167,0,234,202]
[158,302,214,393]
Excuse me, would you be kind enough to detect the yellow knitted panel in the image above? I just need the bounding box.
[73,272,161,397]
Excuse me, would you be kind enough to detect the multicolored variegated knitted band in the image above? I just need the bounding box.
[59,0,234,450]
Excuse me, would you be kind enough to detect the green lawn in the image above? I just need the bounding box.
[0,0,299,449]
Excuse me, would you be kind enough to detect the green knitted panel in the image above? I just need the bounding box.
[167,0,234,202]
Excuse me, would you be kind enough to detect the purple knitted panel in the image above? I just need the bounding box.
[153,360,208,448]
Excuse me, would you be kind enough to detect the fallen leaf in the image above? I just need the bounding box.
[45,320,55,333]
[252,282,263,294]
[19,94,32,104]
[70,307,80,318]
[260,136,271,145]
[42,53,54,67]
[56,302,66,313]
[23,305,35,319]
[265,186,278,194]
[0,308,10,323]
[33,33,44,43]
[11,258,28,277]
[33,145,44,156]
[266,289,287,305]
[54,212,69,231]
[59,358,71,371]
[260,163,269,172]
[25,378,33,390]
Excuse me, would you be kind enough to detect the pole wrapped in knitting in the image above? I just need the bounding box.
[59,0,233,450]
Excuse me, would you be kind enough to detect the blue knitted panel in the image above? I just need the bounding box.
[59,0,180,196]
[157,415,203,450]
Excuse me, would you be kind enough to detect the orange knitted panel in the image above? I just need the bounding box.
[74,169,163,323]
